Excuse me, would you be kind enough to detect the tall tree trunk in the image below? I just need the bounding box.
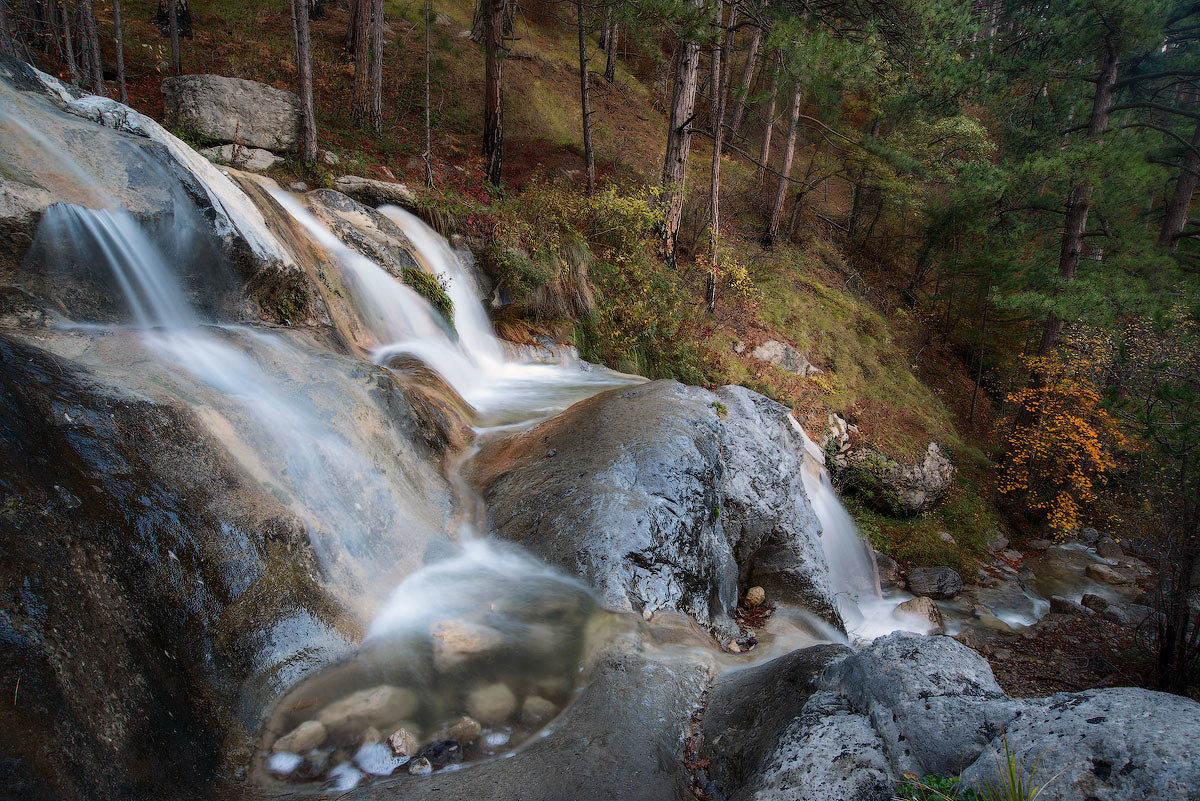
[482,0,506,185]
[1035,43,1120,360]
[756,49,779,183]
[292,0,318,163]
[577,0,596,195]
[113,0,128,103]
[658,0,703,267]
[728,19,763,140]
[0,1,14,57]
[424,0,434,187]
[763,81,801,245]
[369,0,383,133]
[1160,117,1200,252]
[707,0,727,312]
[603,16,618,83]
[80,0,103,94]
[60,0,78,86]
[168,0,181,76]
[346,0,360,49]
[714,1,736,141]
[352,0,369,121]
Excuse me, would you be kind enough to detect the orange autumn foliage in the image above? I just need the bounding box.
[997,334,1126,534]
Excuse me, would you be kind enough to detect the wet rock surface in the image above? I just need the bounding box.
[904,566,963,599]
[840,442,955,516]
[471,380,842,637]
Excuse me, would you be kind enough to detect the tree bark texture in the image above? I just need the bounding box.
[168,0,182,76]
[707,2,727,313]
[604,14,619,83]
[60,0,78,85]
[482,0,506,185]
[424,0,434,187]
[1160,117,1200,252]
[763,81,801,245]
[757,50,779,183]
[0,0,15,57]
[728,19,763,139]
[577,0,596,195]
[113,0,128,103]
[80,0,104,94]
[292,0,318,163]
[659,0,703,267]
[369,0,384,133]
[352,0,369,121]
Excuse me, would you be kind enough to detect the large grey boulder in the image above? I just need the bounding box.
[163,74,301,152]
[904,566,963,599]
[820,632,1024,776]
[472,381,843,637]
[752,339,823,377]
[960,688,1200,801]
[749,691,894,801]
[842,442,955,516]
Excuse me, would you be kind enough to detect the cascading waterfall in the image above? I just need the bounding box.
[269,189,632,427]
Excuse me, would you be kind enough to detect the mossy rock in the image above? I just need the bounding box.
[402,267,454,327]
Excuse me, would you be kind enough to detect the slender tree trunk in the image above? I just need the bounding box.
[658,0,703,267]
[346,0,360,49]
[1160,117,1200,252]
[756,50,779,183]
[482,0,506,185]
[763,81,801,245]
[424,0,434,187]
[728,19,763,139]
[969,290,989,425]
[604,16,618,83]
[291,0,318,163]
[714,1,735,141]
[577,0,596,195]
[352,0,369,121]
[60,0,78,85]
[1034,44,1119,360]
[369,0,383,133]
[0,0,14,57]
[167,0,181,76]
[80,0,103,93]
[113,0,128,103]
[707,1,727,312]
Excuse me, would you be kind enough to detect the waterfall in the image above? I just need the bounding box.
[269,189,634,427]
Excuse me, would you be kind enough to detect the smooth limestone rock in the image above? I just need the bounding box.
[471,381,842,638]
[960,687,1200,801]
[430,620,506,671]
[752,339,823,377]
[1049,595,1091,616]
[434,716,482,745]
[334,175,418,208]
[162,74,301,152]
[840,442,955,516]
[318,686,420,739]
[519,696,558,726]
[466,683,518,725]
[387,728,419,758]
[1085,563,1135,585]
[904,566,963,599]
[892,596,945,634]
[200,143,283,171]
[1096,537,1124,559]
[273,720,327,753]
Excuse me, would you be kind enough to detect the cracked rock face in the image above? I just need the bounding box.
[471,380,842,639]
[960,687,1200,801]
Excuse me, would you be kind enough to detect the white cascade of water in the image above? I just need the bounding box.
[790,417,937,641]
[269,189,635,426]
[39,203,447,610]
